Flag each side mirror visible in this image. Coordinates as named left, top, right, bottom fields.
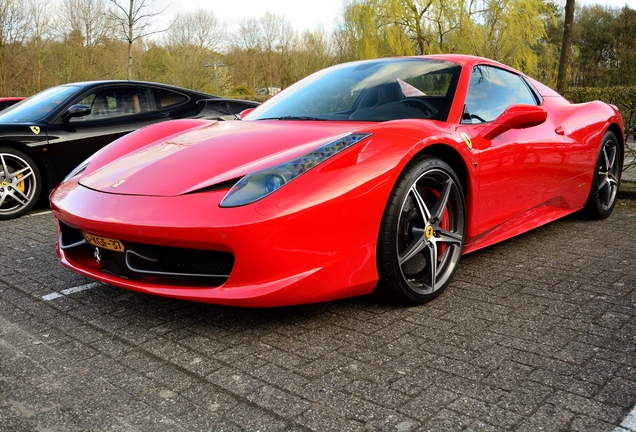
left=237, top=107, right=255, bottom=120
left=481, top=104, right=547, bottom=140
left=62, top=104, right=92, bottom=122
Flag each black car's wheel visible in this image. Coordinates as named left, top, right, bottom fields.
left=377, top=156, right=465, bottom=305
left=580, top=131, right=621, bottom=220
left=0, top=147, right=42, bottom=220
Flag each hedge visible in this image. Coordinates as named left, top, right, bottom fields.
left=561, top=86, right=636, bottom=131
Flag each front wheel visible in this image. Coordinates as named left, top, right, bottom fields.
left=580, top=131, right=622, bottom=220
left=377, top=156, right=465, bottom=305
left=0, top=147, right=42, bottom=220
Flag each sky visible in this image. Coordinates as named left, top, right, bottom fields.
left=151, top=0, right=346, bottom=32
left=151, top=0, right=636, bottom=33
left=580, top=0, right=636, bottom=7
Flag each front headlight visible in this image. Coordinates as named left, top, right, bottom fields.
left=220, top=133, right=372, bottom=207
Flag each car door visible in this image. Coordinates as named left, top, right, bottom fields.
left=459, top=65, right=568, bottom=235
left=44, top=85, right=174, bottom=180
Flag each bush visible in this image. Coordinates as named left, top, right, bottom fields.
left=561, top=86, right=636, bottom=132
left=228, top=85, right=253, bottom=96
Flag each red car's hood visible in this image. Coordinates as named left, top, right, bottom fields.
left=80, top=120, right=366, bottom=196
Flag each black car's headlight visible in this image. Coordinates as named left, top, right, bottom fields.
left=220, top=133, right=372, bottom=207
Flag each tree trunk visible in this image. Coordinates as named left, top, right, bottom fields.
left=557, top=0, right=575, bottom=92
left=127, top=40, right=132, bottom=80
left=127, top=0, right=133, bottom=79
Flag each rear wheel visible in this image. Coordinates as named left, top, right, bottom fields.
left=0, top=147, right=42, bottom=220
left=377, top=156, right=465, bottom=305
left=580, top=131, right=621, bottom=220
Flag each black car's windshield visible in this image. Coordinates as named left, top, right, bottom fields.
left=246, top=58, right=461, bottom=122
left=0, top=85, right=80, bottom=123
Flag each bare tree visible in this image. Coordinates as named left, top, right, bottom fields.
left=165, top=8, right=223, bottom=50
left=225, top=13, right=302, bottom=94
left=109, top=0, right=167, bottom=79
left=0, top=0, right=28, bottom=45
left=225, top=19, right=260, bottom=93
left=233, top=17, right=262, bottom=52
left=53, top=0, right=116, bottom=81
left=60, top=0, right=112, bottom=46
left=26, top=0, right=55, bottom=92
left=260, top=13, right=298, bottom=88
left=0, top=0, right=29, bottom=94
left=297, top=27, right=334, bottom=79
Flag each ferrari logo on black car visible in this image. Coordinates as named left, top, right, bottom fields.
left=30, top=126, right=40, bottom=134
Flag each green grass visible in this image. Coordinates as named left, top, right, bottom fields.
left=620, top=180, right=636, bottom=193
left=619, top=180, right=636, bottom=200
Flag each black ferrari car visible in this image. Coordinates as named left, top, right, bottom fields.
left=0, top=81, right=258, bottom=219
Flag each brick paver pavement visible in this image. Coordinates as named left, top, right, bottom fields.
left=1, top=201, right=635, bottom=431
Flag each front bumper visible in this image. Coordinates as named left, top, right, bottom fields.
left=51, top=180, right=382, bottom=307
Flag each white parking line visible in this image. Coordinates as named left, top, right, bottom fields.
left=42, top=282, right=102, bottom=301
left=25, top=209, right=53, bottom=218
left=616, top=404, right=636, bottom=432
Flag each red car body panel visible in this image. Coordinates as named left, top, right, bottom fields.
left=0, top=97, right=25, bottom=101
left=79, top=120, right=380, bottom=196
left=50, top=55, right=625, bottom=306
left=0, top=97, right=25, bottom=110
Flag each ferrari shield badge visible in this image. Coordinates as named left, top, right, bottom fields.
left=459, top=132, right=472, bottom=150
left=425, top=225, right=434, bottom=239
left=30, top=126, right=41, bottom=135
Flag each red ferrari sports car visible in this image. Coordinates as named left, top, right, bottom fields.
left=0, top=97, right=25, bottom=111
left=50, top=55, right=625, bottom=307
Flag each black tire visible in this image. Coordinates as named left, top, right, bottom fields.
left=580, top=131, right=621, bottom=220
left=0, top=147, right=42, bottom=220
left=377, top=156, right=465, bottom=305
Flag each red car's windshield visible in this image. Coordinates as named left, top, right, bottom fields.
left=0, top=85, right=80, bottom=123
left=246, top=58, right=461, bottom=122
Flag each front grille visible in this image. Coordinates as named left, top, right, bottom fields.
left=125, top=245, right=234, bottom=277
left=59, top=221, right=234, bottom=285
left=59, top=221, right=86, bottom=249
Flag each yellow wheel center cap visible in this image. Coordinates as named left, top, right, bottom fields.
left=1, top=181, right=8, bottom=188
left=425, top=225, right=434, bottom=239
left=606, top=171, right=609, bottom=178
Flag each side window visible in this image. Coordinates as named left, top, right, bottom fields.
left=155, top=89, right=188, bottom=108
left=72, top=87, right=153, bottom=122
left=462, top=65, right=538, bottom=124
